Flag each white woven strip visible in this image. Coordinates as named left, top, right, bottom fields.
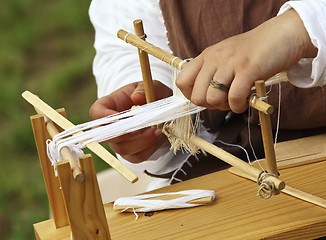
left=114, top=189, right=215, bottom=212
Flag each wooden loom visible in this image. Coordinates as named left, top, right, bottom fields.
left=27, top=20, right=326, bottom=239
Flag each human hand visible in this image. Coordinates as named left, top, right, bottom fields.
left=176, top=10, right=317, bottom=113
left=89, top=80, right=172, bottom=163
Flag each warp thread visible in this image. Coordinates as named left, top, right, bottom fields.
left=46, top=96, right=204, bottom=175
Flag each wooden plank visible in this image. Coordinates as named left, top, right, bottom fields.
left=57, top=155, right=111, bottom=240
left=252, top=133, right=326, bottom=170
left=228, top=167, right=326, bottom=209
left=34, top=160, right=326, bottom=239
left=31, top=114, right=69, bottom=228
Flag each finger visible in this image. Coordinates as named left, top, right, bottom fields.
left=124, top=142, right=164, bottom=163
left=109, top=128, right=165, bottom=160
left=131, top=82, right=147, bottom=105
left=153, top=81, right=173, bottom=100
left=190, top=61, right=217, bottom=107
left=206, top=69, right=234, bottom=110
left=104, top=130, right=142, bottom=143
left=103, top=129, right=145, bottom=144
left=89, top=97, right=119, bottom=120
left=228, top=73, right=253, bottom=113
left=176, top=56, right=203, bottom=100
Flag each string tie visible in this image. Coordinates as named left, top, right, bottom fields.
left=257, top=171, right=277, bottom=199
left=258, top=96, right=268, bottom=101
left=178, top=58, right=192, bottom=69
left=123, top=33, right=130, bottom=42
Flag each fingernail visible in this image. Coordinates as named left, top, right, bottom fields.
left=133, top=90, right=145, bottom=95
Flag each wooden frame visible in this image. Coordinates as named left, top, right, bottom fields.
left=31, top=110, right=111, bottom=240
left=29, top=21, right=326, bottom=239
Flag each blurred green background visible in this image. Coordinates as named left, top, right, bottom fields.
left=0, top=1, right=110, bottom=239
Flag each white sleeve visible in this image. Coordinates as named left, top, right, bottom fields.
left=89, top=0, right=179, bottom=175
left=89, top=0, right=172, bottom=98
left=278, top=0, right=326, bottom=88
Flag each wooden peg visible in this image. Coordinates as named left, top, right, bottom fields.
left=249, top=96, right=274, bottom=115
left=133, top=19, right=156, bottom=103
left=255, top=80, right=279, bottom=194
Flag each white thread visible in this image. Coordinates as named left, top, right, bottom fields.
left=114, top=190, right=215, bottom=213
left=248, top=94, right=259, bottom=161
left=274, top=83, right=281, bottom=148
left=214, top=139, right=252, bottom=164
left=170, top=56, right=179, bottom=67
left=46, top=96, right=204, bottom=175
left=247, top=94, right=265, bottom=170
left=162, top=67, right=201, bottom=154
left=138, top=34, right=146, bottom=39
left=120, top=207, right=139, bottom=220
left=178, top=58, right=192, bottom=70
left=123, top=33, right=130, bottom=42
left=169, top=154, right=193, bottom=184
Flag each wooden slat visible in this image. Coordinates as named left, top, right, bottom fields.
left=31, top=114, right=69, bottom=228
left=57, top=155, right=111, bottom=240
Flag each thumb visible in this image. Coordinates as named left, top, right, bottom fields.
left=131, top=82, right=147, bottom=105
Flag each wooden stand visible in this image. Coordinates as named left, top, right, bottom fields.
left=31, top=110, right=111, bottom=240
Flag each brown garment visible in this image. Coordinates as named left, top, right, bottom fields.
left=157, top=0, right=326, bottom=180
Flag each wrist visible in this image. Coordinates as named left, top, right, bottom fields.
left=285, top=9, right=317, bottom=59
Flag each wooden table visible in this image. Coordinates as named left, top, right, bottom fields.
left=34, top=159, right=326, bottom=240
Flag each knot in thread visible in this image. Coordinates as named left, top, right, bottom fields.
left=178, top=58, right=192, bottom=69
left=257, top=171, right=277, bottom=199
left=258, top=96, right=268, bottom=101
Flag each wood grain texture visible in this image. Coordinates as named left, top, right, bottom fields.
left=34, top=160, right=326, bottom=239
left=31, top=114, right=69, bottom=228
left=57, top=155, right=111, bottom=240
left=255, top=80, right=278, bottom=177
left=133, top=19, right=156, bottom=104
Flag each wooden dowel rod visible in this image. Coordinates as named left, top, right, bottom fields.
left=22, top=91, right=138, bottom=183
left=118, top=29, right=273, bottom=115
left=168, top=127, right=285, bottom=191
left=229, top=167, right=326, bottom=209
left=34, top=107, right=84, bottom=182
left=255, top=81, right=278, bottom=176
left=249, top=96, right=274, bottom=115
left=133, top=19, right=156, bottom=103
left=43, top=116, right=85, bottom=182
left=118, top=29, right=185, bottom=70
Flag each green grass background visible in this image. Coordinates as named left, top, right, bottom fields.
left=0, top=1, right=110, bottom=239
